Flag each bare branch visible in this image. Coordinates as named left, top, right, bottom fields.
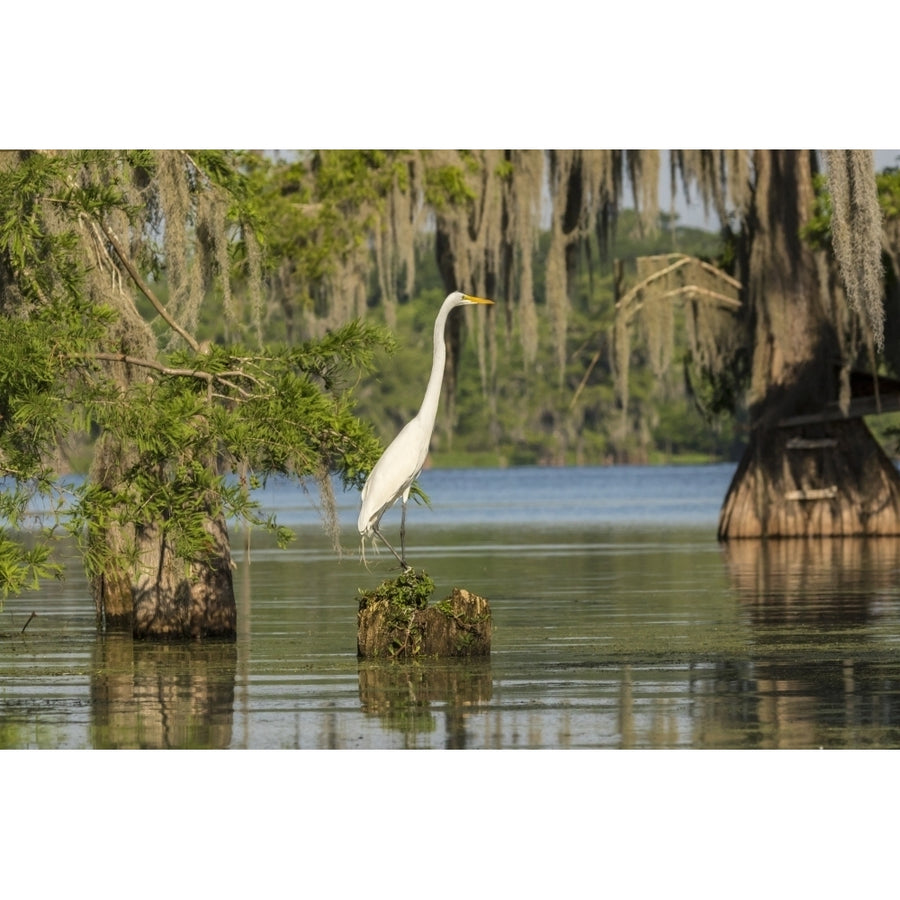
left=78, top=352, right=259, bottom=400
left=569, top=347, right=603, bottom=411
left=91, top=352, right=211, bottom=379
left=616, top=254, right=742, bottom=322
left=696, top=259, right=742, bottom=290
left=96, top=219, right=201, bottom=353
left=625, top=285, right=742, bottom=320
left=616, top=256, right=693, bottom=312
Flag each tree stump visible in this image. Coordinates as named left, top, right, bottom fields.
left=357, top=570, right=492, bottom=659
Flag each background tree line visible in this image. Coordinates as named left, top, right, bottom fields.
left=237, top=150, right=900, bottom=471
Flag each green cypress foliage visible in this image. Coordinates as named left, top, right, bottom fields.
left=0, top=150, right=391, bottom=601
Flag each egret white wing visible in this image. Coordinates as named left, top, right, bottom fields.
left=357, top=417, right=429, bottom=536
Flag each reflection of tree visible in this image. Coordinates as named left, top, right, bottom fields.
left=712, top=538, right=900, bottom=747
left=700, top=655, right=900, bottom=749
left=722, top=537, right=900, bottom=625
left=358, top=661, right=492, bottom=749
left=91, top=635, right=237, bottom=748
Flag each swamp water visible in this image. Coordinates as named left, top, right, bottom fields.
left=3, top=463, right=900, bottom=749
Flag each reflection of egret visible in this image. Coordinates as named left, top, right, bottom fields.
left=358, top=291, right=494, bottom=569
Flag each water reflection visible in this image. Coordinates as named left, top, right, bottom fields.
left=723, top=537, right=900, bottom=625
left=357, top=661, right=492, bottom=749
left=716, top=538, right=900, bottom=748
left=90, top=635, right=237, bottom=748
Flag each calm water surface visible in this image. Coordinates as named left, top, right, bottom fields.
left=4, top=463, right=900, bottom=749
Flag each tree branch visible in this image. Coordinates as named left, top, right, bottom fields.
left=96, top=220, right=201, bottom=353
left=625, top=285, right=742, bottom=320
left=91, top=352, right=209, bottom=378
left=85, top=352, right=257, bottom=399
left=616, top=255, right=742, bottom=322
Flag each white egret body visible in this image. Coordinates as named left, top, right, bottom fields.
left=358, top=290, right=493, bottom=568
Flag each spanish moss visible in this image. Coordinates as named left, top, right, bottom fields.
left=825, top=149, right=885, bottom=349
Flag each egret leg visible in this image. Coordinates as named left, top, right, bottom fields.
left=400, top=498, right=408, bottom=567
left=373, top=526, right=411, bottom=572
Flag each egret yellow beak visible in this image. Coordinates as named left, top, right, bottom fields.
left=464, top=294, right=494, bottom=305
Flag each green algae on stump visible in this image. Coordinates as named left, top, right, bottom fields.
left=357, top=570, right=491, bottom=659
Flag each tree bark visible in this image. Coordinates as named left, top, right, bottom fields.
left=130, top=513, right=237, bottom=641
left=93, top=512, right=237, bottom=641
left=743, top=150, right=840, bottom=423
left=719, top=419, right=900, bottom=538
left=719, top=151, right=900, bottom=538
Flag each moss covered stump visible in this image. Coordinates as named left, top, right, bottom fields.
left=357, top=570, right=491, bottom=659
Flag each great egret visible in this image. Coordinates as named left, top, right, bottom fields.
left=358, top=290, right=494, bottom=569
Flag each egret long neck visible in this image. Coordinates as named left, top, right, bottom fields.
left=417, top=298, right=453, bottom=429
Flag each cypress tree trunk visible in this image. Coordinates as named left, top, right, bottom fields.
left=130, top=512, right=236, bottom=640
left=86, top=294, right=238, bottom=640
left=718, top=150, right=900, bottom=538
left=718, top=419, right=900, bottom=538
left=92, top=509, right=237, bottom=640
left=90, top=435, right=237, bottom=641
